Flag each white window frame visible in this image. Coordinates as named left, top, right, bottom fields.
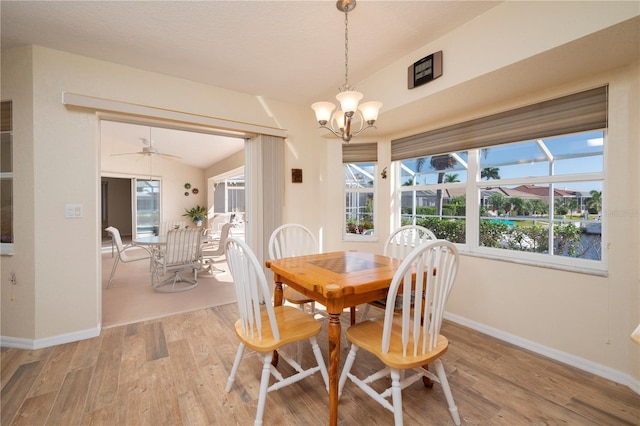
left=344, top=162, right=377, bottom=242
left=395, top=132, right=606, bottom=275
left=1, top=101, right=13, bottom=255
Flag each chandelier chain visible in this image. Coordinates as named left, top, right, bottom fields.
left=311, top=0, right=381, bottom=143
left=344, top=9, right=349, bottom=88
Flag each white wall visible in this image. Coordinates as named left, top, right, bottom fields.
left=0, top=45, right=298, bottom=344
left=1, top=0, right=638, bottom=391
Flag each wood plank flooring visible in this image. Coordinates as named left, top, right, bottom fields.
left=2, top=305, right=638, bottom=425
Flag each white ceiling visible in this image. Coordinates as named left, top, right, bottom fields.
left=3, top=2, right=638, bottom=168
left=0, top=0, right=501, bottom=168
left=100, top=120, right=245, bottom=169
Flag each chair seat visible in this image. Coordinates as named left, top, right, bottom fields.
left=283, top=287, right=314, bottom=304
left=234, top=305, right=323, bottom=352
left=346, top=316, right=449, bottom=370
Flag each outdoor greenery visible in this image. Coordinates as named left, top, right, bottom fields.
left=402, top=216, right=586, bottom=257
left=346, top=194, right=374, bottom=234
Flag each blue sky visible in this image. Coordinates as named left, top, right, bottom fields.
left=399, top=130, right=604, bottom=193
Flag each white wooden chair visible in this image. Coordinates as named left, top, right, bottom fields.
left=105, top=226, right=151, bottom=288
left=361, top=225, right=437, bottom=320
left=151, top=228, right=202, bottom=292
left=224, top=237, right=329, bottom=426
left=201, top=222, right=234, bottom=274
left=268, top=223, right=320, bottom=315
left=338, top=240, right=461, bottom=426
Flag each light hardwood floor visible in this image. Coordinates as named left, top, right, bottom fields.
left=1, top=306, right=638, bottom=425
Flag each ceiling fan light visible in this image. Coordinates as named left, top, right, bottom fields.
left=311, top=102, right=336, bottom=124
left=358, top=101, right=383, bottom=123
left=336, top=90, right=363, bottom=114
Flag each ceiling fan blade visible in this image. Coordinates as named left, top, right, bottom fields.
left=110, top=152, right=145, bottom=156
left=157, top=152, right=182, bottom=160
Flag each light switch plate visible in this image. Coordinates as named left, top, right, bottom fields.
left=65, top=204, right=83, bottom=218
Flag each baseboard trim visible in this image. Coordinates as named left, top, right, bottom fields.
left=1, top=325, right=101, bottom=350
left=444, top=312, right=640, bottom=394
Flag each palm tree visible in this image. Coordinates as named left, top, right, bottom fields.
left=586, top=190, right=602, bottom=214
left=488, top=193, right=506, bottom=214
left=430, top=155, right=458, bottom=216
left=511, top=197, right=525, bottom=216
left=444, top=173, right=460, bottom=182
left=481, top=166, right=501, bottom=180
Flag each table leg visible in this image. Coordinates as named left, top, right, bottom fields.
left=328, top=312, right=341, bottom=426
left=272, top=281, right=284, bottom=367
left=274, top=281, right=283, bottom=306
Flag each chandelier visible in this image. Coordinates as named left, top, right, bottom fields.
left=311, top=0, right=382, bottom=143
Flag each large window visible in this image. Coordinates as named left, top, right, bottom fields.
left=214, top=174, right=245, bottom=214
left=343, top=143, right=378, bottom=240
left=393, top=87, right=607, bottom=272
left=1, top=101, right=12, bottom=255
left=135, top=179, right=160, bottom=237
left=478, top=133, right=603, bottom=261
left=399, top=152, right=468, bottom=243
left=345, top=163, right=376, bottom=239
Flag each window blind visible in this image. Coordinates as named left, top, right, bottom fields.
left=342, top=142, right=378, bottom=163
left=391, top=86, right=607, bottom=161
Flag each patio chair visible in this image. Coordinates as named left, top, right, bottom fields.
left=105, top=226, right=151, bottom=289
left=224, top=237, right=329, bottom=426
left=361, top=225, right=437, bottom=320
left=201, top=222, right=234, bottom=274
left=151, top=228, right=202, bottom=292
left=159, top=220, right=187, bottom=235
left=338, top=240, right=461, bottom=426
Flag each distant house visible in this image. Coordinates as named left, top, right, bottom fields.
left=514, top=185, right=589, bottom=211
left=402, top=184, right=590, bottom=215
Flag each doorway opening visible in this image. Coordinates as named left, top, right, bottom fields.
left=100, top=118, right=247, bottom=327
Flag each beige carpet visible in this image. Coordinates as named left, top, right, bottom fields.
left=101, top=248, right=237, bottom=328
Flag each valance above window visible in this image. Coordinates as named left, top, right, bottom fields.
left=342, top=142, right=378, bottom=163
left=391, top=86, right=608, bottom=161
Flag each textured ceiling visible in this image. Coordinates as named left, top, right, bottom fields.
left=1, top=1, right=501, bottom=168
left=3, top=2, right=637, bottom=169
left=1, top=1, right=500, bottom=106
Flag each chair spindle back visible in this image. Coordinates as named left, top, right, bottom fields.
left=225, top=237, right=280, bottom=341
left=384, top=225, right=437, bottom=259
left=382, top=240, right=459, bottom=356
left=268, top=223, right=318, bottom=260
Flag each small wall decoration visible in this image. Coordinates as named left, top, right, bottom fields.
left=184, top=183, right=191, bottom=189
left=291, top=168, right=303, bottom=183
left=192, top=188, right=199, bottom=194
left=408, top=50, right=443, bottom=89
left=381, top=167, right=388, bottom=179
left=184, top=192, right=190, bottom=196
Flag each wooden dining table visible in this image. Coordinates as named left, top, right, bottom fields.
left=266, top=250, right=403, bottom=426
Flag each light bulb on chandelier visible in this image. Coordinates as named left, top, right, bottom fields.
left=311, top=0, right=382, bottom=143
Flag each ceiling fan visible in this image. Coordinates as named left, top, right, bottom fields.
left=112, top=136, right=182, bottom=161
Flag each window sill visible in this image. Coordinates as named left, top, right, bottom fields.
left=458, top=246, right=607, bottom=277
left=342, top=234, right=377, bottom=243
left=1, top=244, right=14, bottom=255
